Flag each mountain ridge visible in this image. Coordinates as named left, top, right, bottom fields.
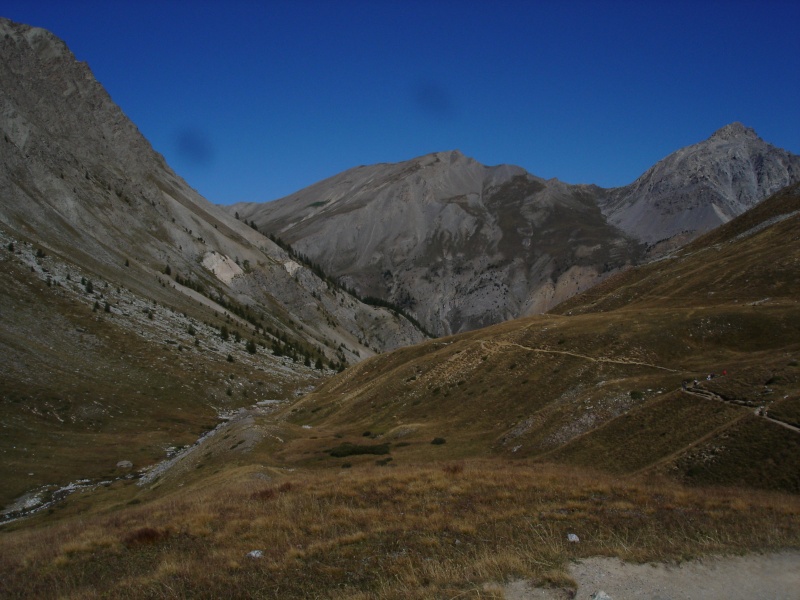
left=231, top=125, right=800, bottom=335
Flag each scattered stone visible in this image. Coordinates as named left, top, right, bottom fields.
left=247, top=550, right=263, bottom=559
left=567, top=533, right=580, bottom=543
left=590, top=592, right=612, bottom=600
left=116, top=460, right=133, bottom=469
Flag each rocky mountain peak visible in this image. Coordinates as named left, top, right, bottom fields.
left=710, top=121, right=759, bottom=142
left=600, top=122, right=800, bottom=244
left=1, top=18, right=68, bottom=62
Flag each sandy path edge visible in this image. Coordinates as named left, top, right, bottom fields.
left=503, top=551, right=800, bottom=599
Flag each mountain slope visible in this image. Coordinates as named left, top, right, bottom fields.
left=232, top=151, right=642, bottom=336
left=0, top=18, right=427, bottom=360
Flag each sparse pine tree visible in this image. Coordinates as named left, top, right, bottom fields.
left=104, top=302, right=111, bottom=313
left=8, top=242, right=14, bottom=252
left=85, top=279, right=93, bottom=294
left=93, top=300, right=100, bottom=312
left=234, top=330, right=241, bottom=343
left=164, top=264, right=171, bottom=276
left=246, top=339, right=257, bottom=354
left=315, top=357, right=324, bottom=370
left=220, top=325, right=229, bottom=341
left=227, top=354, right=234, bottom=363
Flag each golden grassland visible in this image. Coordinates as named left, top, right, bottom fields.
left=2, top=460, right=798, bottom=599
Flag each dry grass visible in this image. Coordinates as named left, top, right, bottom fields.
left=2, top=460, right=798, bottom=599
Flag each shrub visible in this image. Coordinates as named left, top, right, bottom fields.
left=629, top=390, right=644, bottom=400
left=442, top=463, right=464, bottom=475
left=431, top=437, right=446, bottom=445
left=329, top=443, right=390, bottom=458
left=122, top=527, right=170, bottom=548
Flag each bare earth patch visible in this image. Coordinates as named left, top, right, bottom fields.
left=505, top=551, right=800, bottom=599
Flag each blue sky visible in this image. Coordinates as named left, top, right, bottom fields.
left=4, top=1, right=799, bottom=204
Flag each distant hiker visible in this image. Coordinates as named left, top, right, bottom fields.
left=722, top=369, right=727, bottom=376
left=682, top=380, right=688, bottom=391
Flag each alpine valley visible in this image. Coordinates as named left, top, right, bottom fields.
left=1, top=17, right=799, bottom=600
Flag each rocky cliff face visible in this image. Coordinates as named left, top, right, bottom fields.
left=600, top=123, right=800, bottom=244
left=0, top=18, right=426, bottom=363
left=232, top=151, right=641, bottom=336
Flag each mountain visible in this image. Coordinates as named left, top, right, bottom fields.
left=0, top=17, right=426, bottom=509
left=231, top=151, right=643, bottom=336
left=600, top=122, right=800, bottom=246
left=231, top=126, right=800, bottom=336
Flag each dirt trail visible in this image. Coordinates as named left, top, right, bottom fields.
left=627, top=412, right=749, bottom=477
left=504, top=551, right=800, bottom=599
left=482, top=340, right=679, bottom=373
left=685, top=387, right=800, bottom=434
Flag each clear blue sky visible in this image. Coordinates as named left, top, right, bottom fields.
left=4, top=1, right=799, bottom=204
